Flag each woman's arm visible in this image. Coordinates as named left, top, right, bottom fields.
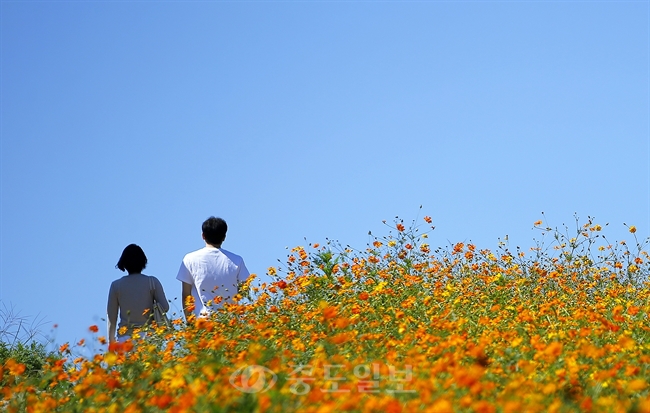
left=107, top=318, right=117, bottom=344
left=107, top=282, right=118, bottom=343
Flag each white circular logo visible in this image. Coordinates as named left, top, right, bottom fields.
left=229, top=365, right=278, bottom=393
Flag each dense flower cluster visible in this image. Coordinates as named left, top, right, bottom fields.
left=2, top=217, right=650, bottom=412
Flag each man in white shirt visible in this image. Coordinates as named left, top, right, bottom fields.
left=176, top=217, right=250, bottom=321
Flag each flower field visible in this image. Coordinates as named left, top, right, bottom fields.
left=3, top=217, right=650, bottom=413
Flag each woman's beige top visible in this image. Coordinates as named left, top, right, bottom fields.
left=107, top=273, right=169, bottom=335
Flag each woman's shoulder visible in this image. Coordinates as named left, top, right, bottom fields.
left=109, top=276, right=129, bottom=290
left=113, top=274, right=148, bottom=284
left=111, top=275, right=129, bottom=284
left=143, top=274, right=164, bottom=285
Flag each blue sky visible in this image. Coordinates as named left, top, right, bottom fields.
left=1, top=1, right=648, bottom=351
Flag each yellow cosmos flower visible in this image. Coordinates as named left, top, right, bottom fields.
left=374, top=281, right=388, bottom=292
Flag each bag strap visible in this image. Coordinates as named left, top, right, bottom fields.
left=149, top=276, right=156, bottom=302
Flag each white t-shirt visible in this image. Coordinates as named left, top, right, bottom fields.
left=176, top=246, right=250, bottom=317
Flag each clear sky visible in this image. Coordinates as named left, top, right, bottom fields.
left=1, top=1, right=648, bottom=352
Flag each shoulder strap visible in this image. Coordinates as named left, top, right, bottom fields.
left=149, top=276, right=155, bottom=296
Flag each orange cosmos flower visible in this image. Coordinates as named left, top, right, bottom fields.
left=152, top=394, right=173, bottom=409
left=424, top=216, right=432, bottom=224
left=184, top=295, right=196, bottom=314
left=322, top=305, right=338, bottom=320
left=471, top=400, right=495, bottom=413
left=334, top=317, right=351, bottom=329
left=579, top=397, right=593, bottom=411
left=628, top=379, right=647, bottom=391
left=195, top=318, right=215, bottom=331
left=428, top=398, right=453, bottom=413
left=89, top=325, right=99, bottom=333
left=543, top=341, right=563, bottom=359
left=385, top=399, right=402, bottom=413
left=453, top=364, right=484, bottom=388
left=359, top=292, right=369, bottom=300
left=625, top=365, right=640, bottom=376
left=330, top=332, right=350, bottom=344
left=503, top=401, right=522, bottom=413
left=618, top=335, right=635, bottom=351
left=106, top=377, right=121, bottom=390
left=628, top=306, right=640, bottom=316
left=108, top=340, right=133, bottom=354
left=396, top=224, right=405, bottom=232
left=6, top=359, right=26, bottom=376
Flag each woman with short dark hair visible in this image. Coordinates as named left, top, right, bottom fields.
left=107, top=244, right=169, bottom=343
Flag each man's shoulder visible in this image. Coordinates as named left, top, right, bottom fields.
left=219, top=248, right=245, bottom=264
left=183, top=247, right=245, bottom=265
left=183, top=247, right=210, bottom=260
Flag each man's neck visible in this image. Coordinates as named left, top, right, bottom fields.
left=205, top=243, right=222, bottom=249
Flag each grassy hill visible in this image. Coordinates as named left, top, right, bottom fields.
left=3, top=217, right=650, bottom=413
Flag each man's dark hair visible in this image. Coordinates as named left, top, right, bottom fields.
left=116, top=244, right=148, bottom=273
left=202, top=217, right=228, bottom=246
